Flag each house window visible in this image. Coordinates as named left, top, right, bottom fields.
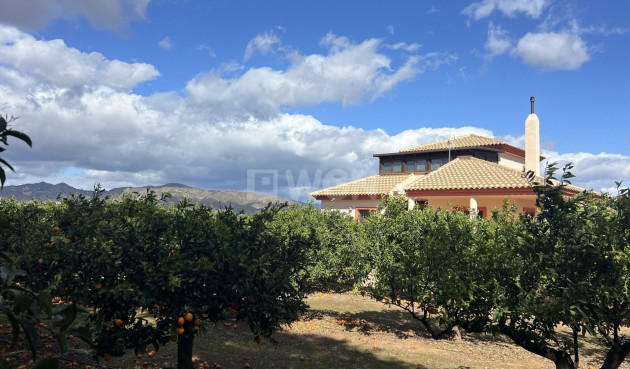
left=431, top=158, right=443, bottom=170
left=407, top=160, right=427, bottom=172
left=392, top=161, right=402, bottom=172
left=383, top=162, right=392, bottom=173
left=406, top=160, right=415, bottom=171
left=382, top=161, right=402, bottom=173
left=356, top=208, right=375, bottom=222
left=415, top=200, right=428, bottom=210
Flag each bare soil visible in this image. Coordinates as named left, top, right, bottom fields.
left=3, top=292, right=627, bottom=369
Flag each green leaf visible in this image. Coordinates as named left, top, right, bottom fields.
left=4, top=129, right=33, bottom=147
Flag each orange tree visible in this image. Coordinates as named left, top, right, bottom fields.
left=267, top=203, right=370, bottom=291
left=365, top=195, right=506, bottom=339
left=494, top=165, right=630, bottom=369
left=34, top=192, right=312, bottom=368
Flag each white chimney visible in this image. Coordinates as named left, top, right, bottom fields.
left=525, top=96, right=540, bottom=176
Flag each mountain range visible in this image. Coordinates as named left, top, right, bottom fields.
left=0, top=182, right=298, bottom=214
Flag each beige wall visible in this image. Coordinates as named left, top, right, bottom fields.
left=321, top=198, right=381, bottom=218
left=498, top=152, right=525, bottom=172
left=409, top=195, right=537, bottom=218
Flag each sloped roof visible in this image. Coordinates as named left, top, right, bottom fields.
left=405, top=156, right=533, bottom=191
left=311, top=174, right=413, bottom=197
left=399, top=134, right=506, bottom=153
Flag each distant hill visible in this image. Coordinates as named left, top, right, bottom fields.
left=0, top=182, right=298, bottom=214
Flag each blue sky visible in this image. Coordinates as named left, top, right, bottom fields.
left=0, top=0, right=629, bottom=201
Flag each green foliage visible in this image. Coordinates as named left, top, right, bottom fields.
left=0, top=115, right=32, bottom=189
left=366, top=195, right=506, bottom=338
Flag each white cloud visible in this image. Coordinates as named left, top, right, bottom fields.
left=484, top=22, right=512, bottom=59
left=427, top=5, right=440, bottom=14
left=197, top=44, right=216, bottom=57
left=0, top=25, right=159, bottom=91
left=514, top=32, right=589, bottom=71
left=462, top=0, right=548, bottom=20
left=3, top=26, right=621, bottom=203
left=385, top=42, right=422, bottom=52
left=541, top=151, right=630, bottom=193
left=186, top=33, right=453, bottom=117
left=244, top=31, right=281, bottom=61
left=158, top=36, right=173, bottom=50
left=0, top=0, right=150, bottom=31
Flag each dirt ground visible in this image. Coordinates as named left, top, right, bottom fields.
left=3, top=292, right=627, bottom=369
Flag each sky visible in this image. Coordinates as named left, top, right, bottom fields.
left=0, top=0, right=629, bottom=202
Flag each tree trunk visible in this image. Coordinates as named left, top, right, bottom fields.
left=601, top=342, right=630, bottom=369
left=499, top=326, right=575, bottom=369
left=177, top=330, right=194, bottom=369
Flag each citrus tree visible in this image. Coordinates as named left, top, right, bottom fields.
left=494, top=164, right=630, bottom=369
left=366, top=195, right=502, bottom=339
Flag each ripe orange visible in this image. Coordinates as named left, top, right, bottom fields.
left=194, top=318, right=201, bottom=326
left=53, top=227, right=60, bottom=232
left=94, top=283, right=102, bottom=290
left=37, top=258, right=44, bottom=264
left=47, top=243, right=53, bottom=249
left=299, top=356, right=305, bottom=361
left=176, top=327, right=185, bottom=335
left=427, top=306, right=436, bottom=314
left=245, top=364, right=251, bottom=369
left=43, top=229, right=48, bottom=234
left=104, top=220, right=109, bottom=225
left=147, top=351, right=154, bottom=358
left=115, top=319, right=124, bottom=327
left=177, top=317, right=185, bottom=326
left=184, top=312, right=194, bottom=322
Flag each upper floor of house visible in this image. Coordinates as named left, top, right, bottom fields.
left=373, top=134, right=543, bottom=175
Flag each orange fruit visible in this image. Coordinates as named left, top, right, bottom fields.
left=94, top=283, right=102, bottom=290
left=176, top=327, right=185, bottom=335
left=299, top=356, right=305, bottom=361
left=37, top=258, right=44, bottom=264
left=115, top=319, right=124, bottom=327
left=245, top=364, right=251, bottom=369
left=104, top=353, right=112, bottom=362
left=194, top=318, right=201, bottom=326
left=53, top=227, right=60, bottom=232
left=427, top=306, right=436, bottom=314
left=170, top=335, right=178, bottom=342
left=47, top=243, right=53, bottom=249
left=147, top=351, right=154, bottom=358
left=185, top=312, right=194, bottom=322
left=177, top=317, right=185, bottom=326
left=43, top=229, right=48, bottom=234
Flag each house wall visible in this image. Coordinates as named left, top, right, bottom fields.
left=498, top=152, right=525, bottom=171
left=409, top=195, right=537, bottom=218
left=320, top=199, right=381, bottom=218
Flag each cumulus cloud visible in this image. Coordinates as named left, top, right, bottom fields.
left=186, top=33, right=454, bottom=118
left=0, top=0, right=150, bottom=31
left=514, top=32, right=590, bottom=71
left=2, top=26, right=621, bottom=203
left=158, top=36, right=173, bottom=50
left=0, top=25, right=159, bottom=91
left=462, top=0, right=548, bottom=20
left=244, top=31, right=281, bottom=61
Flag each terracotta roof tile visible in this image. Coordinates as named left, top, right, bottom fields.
left=311, top=174, right=413, bottom=197
left=404, top=156, right=535, bottom=191
left=399, top=134, right=506, bottom=153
